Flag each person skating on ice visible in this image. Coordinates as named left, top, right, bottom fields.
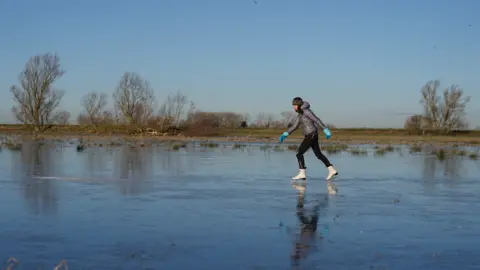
left=279, top=97, right=338, bottom=180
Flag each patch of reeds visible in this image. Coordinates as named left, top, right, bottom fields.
left=432, top=148, right=447, bottom=161
left=107, top=141, right=123, bottom=147
left=200, top=142, right=219, bottom=148
left=232, top=143, right=247, bottom=149
left=374, top=148, right=386, bottom=156
left=259, top=145, right=272, bottom=150
left=172, top=142, right=187, bottom=150
left=384, top=145, right=395, bottom=152
left=409, top=144, right=422, bottom=153
left=451, top=148, right=467, bottom=156
left=373, top=145, right=395, bottom=156
left=273, top=145, right=284, bottom=151
left=76, top=144, right=85, bottom=152
left=287, top=145, right=298, bottom=151
left=430, top=147, right=478, bottom=161
left=3, top=142, right=22, bottom=151
left=348, top=147, right=368, bottom=156
left=322, top=144, right=348, bottom=154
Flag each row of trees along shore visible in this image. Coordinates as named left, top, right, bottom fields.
left=8, top=53, right=474, bottom=136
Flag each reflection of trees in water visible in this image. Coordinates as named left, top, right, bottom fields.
left=154, top=147, right=200, bottom=176
left=12, top=141, right=62, bottom=215
left=291, top=183, right=328, bottom=269
left=422, top=155, right=437, bottom=189
left=443, top=155, right=461, bottom=178
left=113, top=146, right=154, bottom=195
left=155, top=149, right=183, bottom=176
left=421, top=154, right=463, bottom=190
left=263, top=147, right=271, bottom=162
left=84, top=148, right=109, bottom=178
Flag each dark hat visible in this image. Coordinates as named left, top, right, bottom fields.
left=292, top=97, right=303, bottom=106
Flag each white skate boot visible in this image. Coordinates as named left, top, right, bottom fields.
left=326, top=166, right=338, bottom=181
left=292, top=169, right=306, bottom=180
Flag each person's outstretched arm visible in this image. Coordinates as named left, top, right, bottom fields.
left=303, top=109, right=327, bottom=130
left=287, top=116, right=300, bottom=134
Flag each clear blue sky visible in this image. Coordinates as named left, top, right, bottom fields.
left=0, top=0, right=479, bottom=128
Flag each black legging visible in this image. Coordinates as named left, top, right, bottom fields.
left=296, top=132, right=332, bottom=169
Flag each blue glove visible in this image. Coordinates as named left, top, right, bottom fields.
left=323, top=128, right=331, bottom=139
left=279, top=131, right=289, bottom=143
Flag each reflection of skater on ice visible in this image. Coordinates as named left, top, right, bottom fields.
left=327, top=181, right=338, bottom=195
left=290, top=181, right=332, bottom=268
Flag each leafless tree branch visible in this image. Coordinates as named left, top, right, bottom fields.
left=55, top=110, right=70, bottom=124
left=112, top=72, right=155, bottom=125
left=256, top=112, right=275, bottom=128
left=420, top=80, right=470, bottom=133
left=80, top=91, right=108, bottom=126
left=10, top=53, right=65, bottom=131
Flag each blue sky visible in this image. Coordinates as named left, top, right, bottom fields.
left=0, top=0, right=478, bottom=128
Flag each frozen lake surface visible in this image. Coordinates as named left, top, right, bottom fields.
left=0, top=141, right=479, bottom=269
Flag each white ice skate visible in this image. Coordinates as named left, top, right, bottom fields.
left=326, top=166, right=338, bottom=181
left=292, top=169, right=306, bottom=180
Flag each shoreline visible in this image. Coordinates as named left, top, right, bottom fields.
left=1, top=132, right=479, bottom=146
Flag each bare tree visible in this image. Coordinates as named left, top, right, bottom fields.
left=170, top=91, right=187, bottom=127
left=78, top=109, right=115, bottom=125
left=404, top=114, right=424, bottom=134
left=217, top=112, right=244, bottom=128
left=240, top=113, right=250, bottom=127
left=187, top=111, right=243, bottom=128
left=156, top=91, right=188, bottom=131
left=183, top=111, right=223, bottom=136
left=134, top=100, right=156, bottom=125
left=185, top=101, right=197, bottom=125
left=112, top=106, right=122, bottom=124
left=10, top=53, right=65, bottom=131
left=55, top=110, right=70, bottom=125
left=280, top=111, right=296, bottom=127
left=188, top=111, right=220, bottom=127
left=100, top=110, right=115, bottom=125
left=77, top=114, right=89, bottom=125
left=420, top=80, right=470, bottom=133
left=80, top=92, right=108, bottom=126
left=112, top=72, right=155, bottom=124
left=256, top=112, right=275, bottom=128
left=242, top=113, right=250, bottom=123
left=157, top=102, right=174, bottom=132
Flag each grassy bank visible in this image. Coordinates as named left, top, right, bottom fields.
left=221, top=128, right=480, bottom=145
left=0, top=124, right=479, bottom=145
